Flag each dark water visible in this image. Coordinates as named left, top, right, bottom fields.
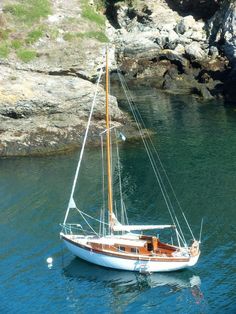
left=1, top=90, right=236, bottom=313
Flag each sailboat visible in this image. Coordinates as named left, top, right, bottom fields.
left=60, top=48, right=201, bottom=272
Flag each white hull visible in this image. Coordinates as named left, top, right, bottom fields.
left=62, top=235, right=200, bottom=273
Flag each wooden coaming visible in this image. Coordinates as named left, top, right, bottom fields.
left=88, top=236, right=178, bottom=256
left=62, top=235, right=190, bottom=262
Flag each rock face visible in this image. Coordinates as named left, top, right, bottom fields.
left=208, top=0, right=236, bottom=102
left=0, top=65, right=126, bottom=156
left=106, top=0, right=235, bottom=102
left=0, top=0, right=235, bottom=156
left=0, top=0, right=107, bottom=81
left=165, top=0, right=224, bottom=20
left=0, top=0, right=128, bottom=156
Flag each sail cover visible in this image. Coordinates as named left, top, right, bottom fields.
left=112, top=224, right=175, bottom=232
left=111, top=213, right=175, bottom=232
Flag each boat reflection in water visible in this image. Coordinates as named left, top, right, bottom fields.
left=62, top=257, right=205, bottom=312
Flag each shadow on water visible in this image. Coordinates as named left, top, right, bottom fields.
left=62, top=257, right=206, bottom=313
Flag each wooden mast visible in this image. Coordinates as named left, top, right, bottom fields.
left=105, top=47, right=113, bottom=228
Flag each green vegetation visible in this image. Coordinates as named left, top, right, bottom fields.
left=62, top=0, right=108, bottom=43
left=63, top=31, right=108, bottom=43
left=0, top=0, right=108, bottom=62
left=0, top=43, right=9, bottom=58
left=1, top=0, right=50, bottom=61
left=48, top=28, right=59, bottom=40
left=0, top=29, right=10, bottom=40
left=65, top=17, right=79, bottom=24
left=17, top=49, right=37, bottom=62
left=3, top=0, right=51, bottom=25
left=9, top=76, right=17, bottom=80
left=26, top=29, right=44, bottom=44
left=81, top=0, right=106, bottom=26
left=63, top=32, right=75, bottom=42
left=83, top=31, right=108, bottom=42
left=11, top=39, right=24, bottom=50
left=94, top=0, right=106, bottom=10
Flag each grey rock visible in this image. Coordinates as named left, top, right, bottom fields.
left=0, top=66, right=127, bottom=156
left=222, top=3, right=236, bottom=63
left=165, top=30, right=179, bottom=49
left=209, top=46, right=219, bottom=58
left=175, top=16, right=196, bottom=34
left=208, top=1, right=236, bottom=62
left=207, top=0, right=236, bottom=102
left=185, top=42, right=208, bottom=61
left=198, top=85, right=214, bottom=99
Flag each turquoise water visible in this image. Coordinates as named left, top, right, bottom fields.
left=1, top=90, right=236, bottom=313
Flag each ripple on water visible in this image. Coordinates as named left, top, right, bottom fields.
left=1, top=94, right=236, bottom=313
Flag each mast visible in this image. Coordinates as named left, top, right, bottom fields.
left=105, top=47, right=113, bottom=228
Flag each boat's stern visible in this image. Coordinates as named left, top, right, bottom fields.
left=188, top=240, right=201, bottom=266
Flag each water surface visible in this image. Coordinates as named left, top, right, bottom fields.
left=0, top=90, right=236, bottom=313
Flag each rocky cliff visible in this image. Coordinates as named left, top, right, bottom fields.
left=107, top=0, right=235, bottom=102
left=0, top=0, right=235, bottom=156
left=0, top=0, right=128, bottom=156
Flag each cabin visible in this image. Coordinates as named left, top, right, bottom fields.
left=87, top=235, right=177, bottom=257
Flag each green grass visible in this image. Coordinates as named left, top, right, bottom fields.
left=63, top=31, right=109, bottom=43
left=0, top=29, right=10, bottom=40
left=3, top=0, right=51, bottom=25
left=94, top=0, right=106, bottom=10
left=11, top=39, right=24, bottom=50
left=63, top=32, right=75, bottom=41
left=83, top=31, right=109, bottom=42
left=65, top=17, right=79, bottom=24
left=26, top=29, right=44, bottom=44
left=17, top=49, right=37, bottom=62
left=0, top=43, right=9, bottom=58
left=81, top=0, right=105, bottom=26
left=48, top=28, right=59, bottom=40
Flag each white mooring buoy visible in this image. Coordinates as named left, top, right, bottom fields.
left=46, top=257, right=53, bottom=264
left=46, top=257, right=53, bottom=268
